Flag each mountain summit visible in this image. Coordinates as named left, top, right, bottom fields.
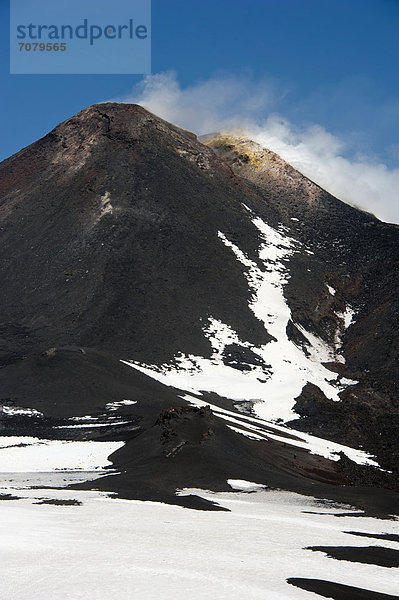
left=0, top=103, right=398, bottom=512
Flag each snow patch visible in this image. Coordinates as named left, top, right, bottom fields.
left=336, top=305, right=356, bottom=330
left=0, top=437, right=123, bottom=472
left=227, top=425, right=265, bottom=441
left=99, top=191, right=113, bottom=217
left=227, top=479, right=266, bottom=491
left=0, top=405, right=43, bottom=417
left=54, top=422, right=130, bottom=429
left=326, top=284, right=336, bottom=296
left=105, top=400, right=137, bottom=411
left=124, top=216, right=357, bottom=423
left=333, top=305, right=357, bottom=351
left=182, top=395, right=380, bottom=468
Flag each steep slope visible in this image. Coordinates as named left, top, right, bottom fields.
left=0, top=104, right=277, bottom=367
left=203, top=135, right=399, bottom=473
left=0, top=104, right=398, bottom=511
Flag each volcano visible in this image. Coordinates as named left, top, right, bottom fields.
left=0, top=103, right=398, bottom=513
left=2, top=103, right=399, bottom=600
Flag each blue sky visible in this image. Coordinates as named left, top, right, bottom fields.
left=1, top=0, right=398, bottom=200
left=1, top=0, right=398, bottom=163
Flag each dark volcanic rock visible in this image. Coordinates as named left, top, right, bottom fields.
left=77, top=404, right=399, bottom=516
left=0, top=104, right=270, bottom=366
left=0, top=346, right=179, bottom=418
left=305, top=545, right=399, bottom=568
left=288, top=383, right=399, bottom=476
left=34, top=498, right=82, bottom=506
left=345, top=531, right=399, bottom=543
left=287, top=578, right=399, bottom=600
left=1, top=104, right=399, bottom=507
left=222, top=343, right=269, bottom=371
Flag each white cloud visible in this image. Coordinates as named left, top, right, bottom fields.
left=113, top=72, right=399, bottom=224
left=114, top=71, right=278, bottom=134
left=249, top=117, right=399, bottom=224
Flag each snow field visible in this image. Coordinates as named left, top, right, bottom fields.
left=0, top=486, right=397, bottom=600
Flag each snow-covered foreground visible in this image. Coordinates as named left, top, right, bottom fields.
left=125, top=213, right=357, bottom=423
left=0, top=484, right=397, bottom=600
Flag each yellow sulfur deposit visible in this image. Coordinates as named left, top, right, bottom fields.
left=205, top=134, right=277, bottom=170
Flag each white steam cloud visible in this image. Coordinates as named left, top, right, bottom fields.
left=113, top=72, right=399, bottom=224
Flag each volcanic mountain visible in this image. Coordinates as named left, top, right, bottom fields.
left=0, top=103, right=398, bottom=514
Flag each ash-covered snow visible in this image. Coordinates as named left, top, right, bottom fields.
left=99, top=191, right=113, bottom=216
